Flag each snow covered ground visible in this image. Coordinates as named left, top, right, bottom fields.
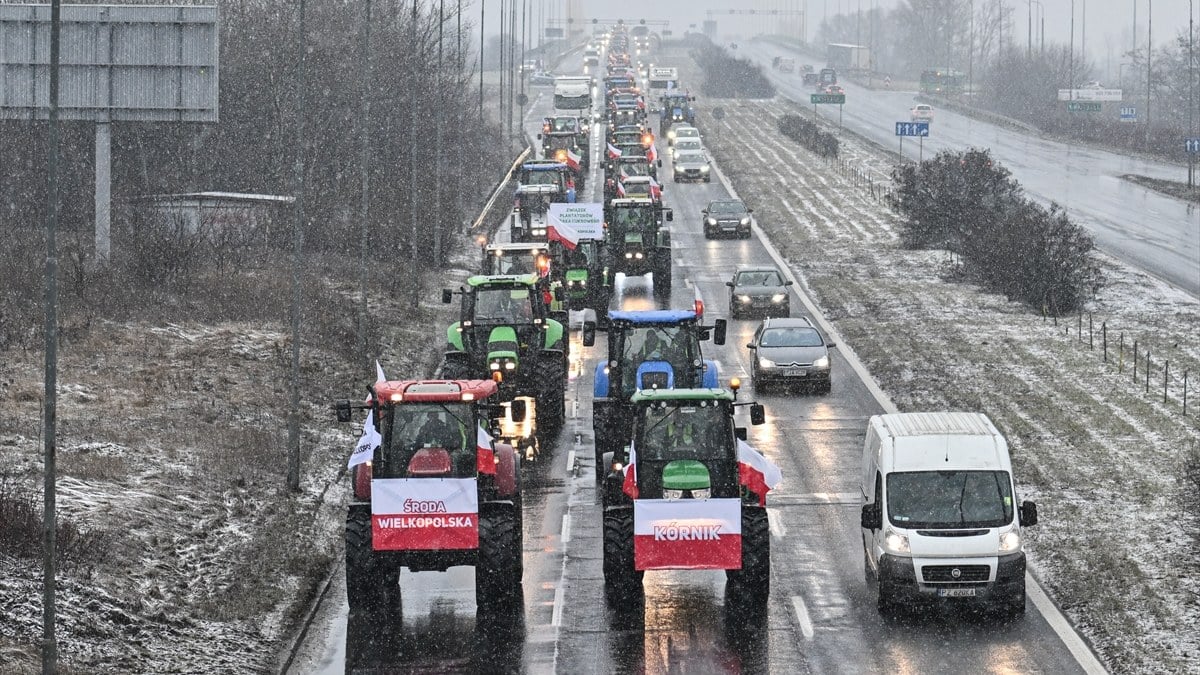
left=698, top=92, right=1200, bottom=673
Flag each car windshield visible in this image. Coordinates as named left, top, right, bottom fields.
left=887, top=471, right=1015, bottom=529
left=736, top=270, right=782, bottom=286
left=707, top=201, right=746, bottom=214
left=676, top=140, right=700, bottom=151
left=760, top=327, right=821, bottom=348
left=385, top=403, right=476, bottom=477
left=676, top=152, right=704, bottom=163
left=638, top=401, right=730, bottom=460
left=675, top=128, right=699, bottom=138
left=473, top=287, right=534, bottom=323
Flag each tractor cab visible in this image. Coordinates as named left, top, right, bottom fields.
left=482, top=243, right=552, bottom=278
left=552, top=238, right=612, bottom=318
left=658, top=91, right=696, bottom=133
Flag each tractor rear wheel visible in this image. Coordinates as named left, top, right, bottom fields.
left=477, top=506, right=523, bottom=609
left=346, top=509, right=394, bottom=614
left=603, top=510, right=642, bottom=602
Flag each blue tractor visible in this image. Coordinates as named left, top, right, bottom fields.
left=658, top=91, right=696, bottom=135
left=582, top=309, right=727, bottom=482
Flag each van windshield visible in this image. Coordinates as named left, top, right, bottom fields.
left=886, top=470, right=1013, bottom=529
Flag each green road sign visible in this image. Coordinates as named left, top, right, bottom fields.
left=1065, top=101, right=1102, bottom=113
left=810, top=93, right=846, bottom=105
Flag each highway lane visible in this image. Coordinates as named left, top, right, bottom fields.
left=741, top=40, right=1200, bottom=298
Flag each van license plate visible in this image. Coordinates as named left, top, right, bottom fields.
left=937, top=588, right=976, bottom=598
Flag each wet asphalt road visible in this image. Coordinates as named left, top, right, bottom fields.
left=742, top=40, right=1200, bottom=298
left=289, top=56, right=1096, bottom=675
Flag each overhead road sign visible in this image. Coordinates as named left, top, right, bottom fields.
left=1065, top=101, right=1102, bottom=113
left=1120, top=106, right=1138, bottom=122
left=1186, top=138, right=1200, bottom=154
left=811, top=93, right=845, bottom=105
left=1057, top=88, right=1123, bottom=102
left=895, top=122, right=930, bottom=137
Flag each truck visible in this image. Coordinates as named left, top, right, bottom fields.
left=440, top=274, right=568, bottom=450
left=554, top=75, right=593, bottom=111
left=338, top=378, right=523, bottom=614
left=599, top=386, right=771, bottom=610
left=647, top=66, right=678, bottom=91
left=582, top=309, right=726, bottom=480
left=859, top=412, right=1039, bottom=618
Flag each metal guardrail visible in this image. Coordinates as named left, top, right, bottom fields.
left=469, top=146, right=531, bottom=232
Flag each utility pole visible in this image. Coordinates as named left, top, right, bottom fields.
left=1146, top=0, right=1152, bottom=149
left=509, top=0, right=517, bottom=147
left=1189, top=0, right=1194, bottom=188
left=42, top=1, right=62, bottom=671
left=434, top=0, right=444, bottom=266
left=357, top=0, right=373, bottom=372
left=1081, top=0, right=1086, bottom=70
left=1069, top=0, right=1075, bottom=90
left=457, top=0, right=464, bottom=221
left=479, top=0, right=484, bottom=127
left=287, top=0, right=308, bottom=493
left=969, top=0, right=975, bottom=96
left=1027, top=0, right=1032, bottom=57
left=409, top=0, right=420, bottom=306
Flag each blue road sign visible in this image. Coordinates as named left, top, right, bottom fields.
left=1120, top=106, right=1137, bottom=122
left=1187, top=138, right=1200, bottom=154
left=895, top=122, right=930, bottom=137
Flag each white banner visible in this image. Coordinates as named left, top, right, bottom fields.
left=1057, top=88, right=1123, bottom=102
left=548, top=202, right=604, bottom=248
left=633, top=498, right=742, bottom=570
left=371, top=478, right=479, bottom=550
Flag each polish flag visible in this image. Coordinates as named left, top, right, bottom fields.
left=607, top=142, right=622, bottom=159
left=646, top=142, right=658, bottom=164
left=476, top=425, right=496, bottom=475
left=565, top=148, right=582, bottom=172
left=633, top=498, right=742, bottom=570
left=737, top=439, right=782, bottom=506
left=616, top=181, right=627, bottom=198
left=375, top=359, right=387, bottom=384
left=622, top=442, right=638, bottom=499
left=648, top=177, right=663, bottom=201
left=371, top=478, right=479, bottom=551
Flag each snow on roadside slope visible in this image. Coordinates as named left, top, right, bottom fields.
left=701, top=95, right=1200, bottom=673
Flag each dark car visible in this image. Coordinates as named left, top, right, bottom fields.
left=746, top=317, right=834, bottom=393
left=726, top=265, right=791, bottom=319
left=702, top=199, right=753, bottom=240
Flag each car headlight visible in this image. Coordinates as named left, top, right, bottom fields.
left=667, top=130, right=677, bottom=140
left=758, top=356, right=777, bottom=368
left=700, top=166, right=710, bottom=172
left=740, top=217, right=751, bottom=225
left=690, top=488, right=711, bottom=500
left=738, top=295, right=752, bottom=303
left=884, top=528, right=910, bottom=554
left=813, top=355, right=830, bottom=369
left=999, top=529, right=1022, bottom=553
left=706, top=217, right=717, bottom=226
left=663, top=489, right=683, bottom=500
left=771, top=293, right=787, bottom=303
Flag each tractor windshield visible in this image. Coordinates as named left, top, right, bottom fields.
left=474, top=286, right=536, bottom=324
left=638, top=400, right=731, bottom=461
left=522, top=170, right=563, bottom=188
left=384, top=403, right=476, bottom=477
left=517, top=192, right=554, bottom=213
left=487, top=250, right=543, bottom=276
left=621, top=325, right=698, bottom=394
left=619, top=162, right=650, bottom=179
left=611, top=207, right=654, bottom=231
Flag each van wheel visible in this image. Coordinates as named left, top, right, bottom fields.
left=877, top=584, right=899, bottom=617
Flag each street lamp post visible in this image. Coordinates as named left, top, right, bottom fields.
left=1189, top=0, right=1194, bottom=188
left=1146, top=0, right=1152, bottom=149
left=1069, top=0, right=1075, bottom=91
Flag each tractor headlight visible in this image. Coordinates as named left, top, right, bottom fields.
left=813, top=355, right=830, bottom=369
left=690, top=488, right=711, bottom=500
left=635, top=252, right=644, bottom=259
left=625, top=252, right=634, bottom=259
left=663, top=489, right=683, bottom=500
left=758, top=356, right=777, bottom=368
left=533, top=228, right=546, bottom=235
left=771, top=293, right=787, bottom=303
left=489, top=361, right=501, bottom=371
left=738, top=295, right=752, bottom=303
left=504, top=361, right=516, bottom=370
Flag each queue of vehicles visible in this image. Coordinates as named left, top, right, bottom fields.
left=330, top=21, right=1039, bottom=631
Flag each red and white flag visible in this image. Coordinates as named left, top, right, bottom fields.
left=375, top=359, right=387, bottom=384
left=476, top=425, right=496, bottom=475
left=633, top=498, right=742, bottom=570
left=616, top=181, right=627, bottom=198
left=565, top=148, right=582, bottom=172
left=607, top=142, right=622, bottom=159
left=646, top=142, right=658, bottom=164
left=648, top=176, right=663, bottom=201
left=737, top=439, right=782, bottom=506
left=622, top=442, right=638, bottom=499
left=371, top=478, right=479, bottom=551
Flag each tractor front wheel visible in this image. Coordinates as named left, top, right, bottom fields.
left=477, top=506, right=523, bottom=610
left=726, top=507, right=770, bottom=602
left=603, top=510, right=642, bottom=603
left=534, top=357, right=566, bottom=442
left=346, top=509, right=396, bottom=615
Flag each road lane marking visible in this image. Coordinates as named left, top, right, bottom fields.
left=551, top=584, right=565, bottom=627
left=767, top=509, right=787, bottom=538
left=565, top=449, right=575, bottom=475
left=560, top=512, right=572, bottom=545
left=791, top=595, right=815, bottom=640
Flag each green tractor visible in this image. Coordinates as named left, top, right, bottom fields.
left=441, top=274, right=567, bottom=450
left=553, top=238, right=613, bottom=321
left=603, top=197, right=673, bottom=297
left=600, top=387, right=771, bottom=611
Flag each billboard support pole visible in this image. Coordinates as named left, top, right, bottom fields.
left=94, top=120, right=111, bottom=265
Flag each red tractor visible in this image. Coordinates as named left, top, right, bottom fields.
left=336, top=379, right=524, bottom=614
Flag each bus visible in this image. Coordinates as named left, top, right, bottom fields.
left=919, top=70, right=964, bottom=95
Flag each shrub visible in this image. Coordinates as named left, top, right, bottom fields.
left=688, top=37, right=775, bottom=99
left=777, top=114, right=839, bottom=159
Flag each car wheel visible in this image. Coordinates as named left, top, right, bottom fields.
left=704, top=175, right=711, bottom=183
left=673, top=175, right=680, bottom=183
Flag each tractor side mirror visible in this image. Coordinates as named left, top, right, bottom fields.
left=1019, top=501, right=1039, bottom=527
left=735, top=427, right=747, bottom=441
left=664, top=208, right=673, bottom=222
left=510, top=399, right=528, bottom=423
left=334, top=400, right=352, bottom=423
left=861, top=503, right=882, bottom=530
left=554, top=286, right=565, bottom=301
left=713, top=319, right=727, bottom=345
left=441, top=289, right=453, bottom=304
left=582, top=320, right=597, bottom=347
left=750, top=403, right=766, bottom=426
left=537, top=133, right=543, bottom=140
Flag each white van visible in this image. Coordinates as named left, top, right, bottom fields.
left=859, top=412, right=1037, bottom=617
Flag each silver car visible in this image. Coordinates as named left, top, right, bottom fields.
left=746, top=316, right=835, bottom=393
left=726, top=265, right=792, bottom=319
left=672, top=150, right=711, bottom=183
